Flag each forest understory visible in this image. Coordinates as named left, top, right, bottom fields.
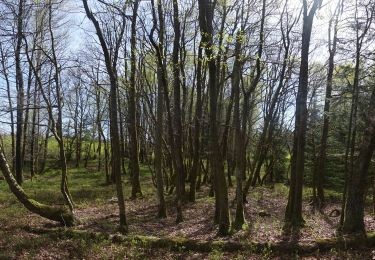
left=1, top=164, right=375, bottom=259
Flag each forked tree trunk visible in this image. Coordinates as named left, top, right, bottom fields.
left=198, top=0, right=230, bottom=236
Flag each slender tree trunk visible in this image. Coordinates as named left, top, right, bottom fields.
left=172, top=0, right=185, bottom=223
left=232, top=31, right=246, bottom=230
left=82, top=0, right=128, bottom=232
left=150, top=0, right=167, bottom=218
left=189, top=42, right=203, bottom=203
left=0, top=44, right=15, bottom=172
left=129, top=0, right=142, bottom=199
left=315, top=4, right=341, bottom=208
left=15, top=0, right=25, bottom=185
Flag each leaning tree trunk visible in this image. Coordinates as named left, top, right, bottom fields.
left=0, top=147, right=76, bottom=226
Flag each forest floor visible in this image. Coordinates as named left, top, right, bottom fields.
left=1, top=163, right=375, bottom=259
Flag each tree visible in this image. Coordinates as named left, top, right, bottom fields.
left=198, top=0, right=230, bottom=236
left=15, top=0, right=25, bottom=185
left=150, top=0, right=167, bottom=218
left=341, top=84, right=375, bottom=235
left=129, top=0, right=142, bottom=199
left=172, top=0, right=185, bottom=223
left=82, top=0, right=128, bottom=233
left=0, top=144, right=77, bottom=226
left=314, top=0, right=344, bottom=209
left=284, top=0, right=322, bottom=229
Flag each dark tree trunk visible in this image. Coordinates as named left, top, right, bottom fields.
left=342, top=87, right=375, bottom=235
left=172, top=0, right=184, bottom=223
left=129, top=0, right=142, bottom=199
left=284, top=0, right=321, bottom=229
left=189, top=42, right=203, bottom=203
left=198, top=0, right=230, bottom=236
left=150, top=0, right=167, bottom=218
left=82, top=0, right=128, bottom=233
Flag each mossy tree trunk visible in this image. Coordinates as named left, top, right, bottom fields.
left=0, top=147, right=76, bottom=226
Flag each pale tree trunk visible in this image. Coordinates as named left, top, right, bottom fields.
left=232, top=31, right=246, bottom=230
left=15, top=0, right=25, bottom=185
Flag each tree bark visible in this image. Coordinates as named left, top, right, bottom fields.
left=342, top=86, right=375, bottom=235
left=15, top=0, right=25, bottom=185
left=198, top=0, right=230, bottom=236
left=129, top=0, right=142, bottom=199
left=284, top=0, right=321, bottom=229
left=82, top=0, right=128, bottom=233
left=0, top=146, right=77, bottom=226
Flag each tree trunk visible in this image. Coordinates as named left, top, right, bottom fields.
left=172, top=0, right=185, bottom=223
left=0, top=147, right=77, bottom=226
left=15, top=0, right=25, bottom=185
left=129, top=0, right=142, bottom=199
left=284, top=0, right=321, bottom=229
left=232, top=31, right=246, bottom=230
left=189, top=42, right=203, bottom=203
left=198, top=0, right=230, bottom=236
left=342, top=87, right=375, bottom=235
left=82, top=0, right=128, bottom=233
left=151, top=0, right=167, bottom=218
